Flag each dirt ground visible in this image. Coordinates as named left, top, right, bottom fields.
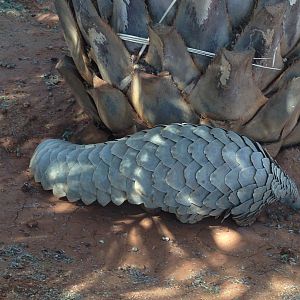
left=1, top=1, right=300, bottom=299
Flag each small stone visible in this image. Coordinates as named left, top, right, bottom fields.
left=162, top=236, right=170, bottom=242
left=131, top=247, right=139, bottom=252
left=26, top=220, right=39, bottom=229
left=23, top=102, right=30, bottom=108
left=67, top=98, right=75, bottom=104
left=98, top=240, right=105, bottom=244
left=6, top=64, right=16, bottom=69
left=21, top=182, right=33, bottom=193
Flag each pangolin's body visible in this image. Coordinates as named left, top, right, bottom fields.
left=30, top=124, right=300, bottom=225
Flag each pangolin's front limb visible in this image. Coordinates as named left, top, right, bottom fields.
left=30, top=124, right=300, bottom=226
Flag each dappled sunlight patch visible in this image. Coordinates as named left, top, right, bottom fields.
left=122, top=286, right=181, bottom=299
left=212, top=227, right=243, bottom=252
left=153, top=218, right=176, bottom=240
left=127, top=226, right=144, bottom=247
left=51, top=202, right=78, bottom=214
left=206, top=252, right=228, bottom=268
left=35, top=13, right=59, bottom=24
left=104, top=239, right=126, bottom=267
left=62, top=269, right=106, bottom=296
left=164, top=262, right=205, bottom=281
left=269, top=276, right=299, bottom=293
left=219, top=281, right=248, bottom=299
left=139, top=217, right=154, bottom=230
left=13, top=234, right=51, bottom=243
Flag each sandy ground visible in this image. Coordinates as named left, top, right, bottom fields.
left=1, top=1, right=300, bottom=299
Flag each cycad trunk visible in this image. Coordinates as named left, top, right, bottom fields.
left=54, top=0, right=300, bottom=156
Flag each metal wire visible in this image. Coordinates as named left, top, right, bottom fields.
left=137, top=0, right=178, bottom=60
left=117, top=33, right=282, bottom=71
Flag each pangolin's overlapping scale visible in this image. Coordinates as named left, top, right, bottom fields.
left=111, top=139, right=128, bottom=159
left=156, top=139, right=177, bottom=168
left=188, top=139, right=209, bottom=167
left=184, top=161, right=202, bottom=190
left=210, top=127, right=231, bottom=145
left=111, top=187, right=127, bottom=206
left=225, top=168, right=241, bottom=191
left=96, top=190, right=111, bottom=207
left=171, top=138, right=193, bottom=166
left=254, top=169, right=268, bottom=187
left=78, top=147, right=98, bottom=204
left=126, top=178, right=147, bottom=205
left=119, top=147, right=139, bottom=178
left=125, top=131, right=147, bottom=150
left=189, top=186, right=210, bottom=207
left=203, top=189, right=223, bottom=209
left=51, top=147, right=72, bottom=197
left=216, top=195, right=233, bottom=209
left=166, top=161, right=186, bottom=191
left=196, top=162, right=216, bottom=192
left=238, top=166, right=256, bottom=187
left=67, top=161, right=83, bottom=202
left=42, top=142, right=72, bottom=190
left=132, top=166, right=153, bottom=196
left=108, top=155, right=127, bottom=192
left=204, top=139, right=224, bottom=168
left=30, top=124, right=297, bottom=226
left=163, top=188, right=178, bottom=208
left=210, top=164, right=232, bottom=194
left=136, top=142, right=160, bottom=171
left=30, top=140, right=62, bottom=182
left=153, top=162, right=171, bottom=193
left=222, top=142, right=240, bottom=169
left=93, top=159, right=111, bottom=193
left=175, top=186, right=193, bottom=206
left=34, top=141, right=63, bottom=184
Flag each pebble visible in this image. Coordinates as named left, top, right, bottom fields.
left=98, top=240, right=105, bottom=244
left=131, top=247, right=139, bottom=252
left=23, top=102, right=30, bottom=108
left=26, top=220, right=39, bottom=229
left=0, top=61, right=16, bottom=69
left=162, top=236, right=170, bottom=242
left=6, top=63, right=16, bottom=69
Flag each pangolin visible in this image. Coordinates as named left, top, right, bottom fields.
left=30, top=124, right=300, bottom=226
